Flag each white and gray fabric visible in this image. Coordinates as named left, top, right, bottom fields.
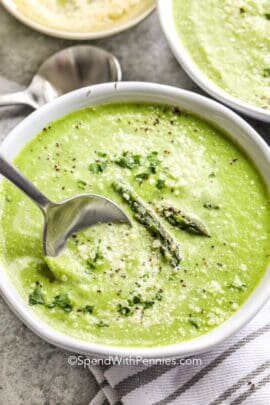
left=89, top=300, right=270, bottom=405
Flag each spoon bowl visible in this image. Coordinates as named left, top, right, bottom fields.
left=0, top=155, right=130, bottom=257
left=43, top=194, right=131, bottom=257
left=0, top=46, right=122, bottom=109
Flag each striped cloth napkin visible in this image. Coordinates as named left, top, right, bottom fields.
left=89, top=299, right=270, bottom=405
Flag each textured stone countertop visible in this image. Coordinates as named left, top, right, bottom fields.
left=0, top=6, right=269, bottom=405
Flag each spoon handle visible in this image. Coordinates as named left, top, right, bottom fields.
left=0, top=90, right=37, bottom=109
left=0, top=155, right=51, bottom=211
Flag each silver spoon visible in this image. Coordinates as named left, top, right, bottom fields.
left=0, top=45, right=122, bottom=109
left=0, top=156, right=130, bottom=257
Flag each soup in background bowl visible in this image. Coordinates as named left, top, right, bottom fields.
left=158, top=0, right=270, bottom=122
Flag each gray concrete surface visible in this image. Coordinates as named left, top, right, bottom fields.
left=0, top=5, right=269, bottom=405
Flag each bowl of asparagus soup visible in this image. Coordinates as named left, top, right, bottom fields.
left=158, top=0, right=270, bottom=122
left=0, top=82, right=269, bottom=358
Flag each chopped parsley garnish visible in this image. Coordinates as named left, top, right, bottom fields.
left=83, top=305, right=94, bottom=314
left=156, top=178, right=166, bottom=190
left=128, top=294, right=143, bottom=306
left=117, top=304, right=133, bottom=316
left=188, top=316, right=199, bottom=329
left=143, top=300, right=155, bottom=309
left=29, top=288, right=98, bottom=315
left=88, top=161, right=107, bottom=174
left=96, top=151, right=107, bottom=158
left=264, top=13, right=270, bottom=20
left=227, top=282, right=247, bottom=292
left=147, top=151, right=161, bottom=173
left=115, top=152, right=142, bottom=169
left=117, top=290, right=163, bottom=317
left=209, top=172, right=216, bottom=178
left=203, top=203, right=220, bottom=210
left=86, top=250, right=104, bottom=270
left=135, top=172, right=150, bottom=184
left=155, top=289, right=163, bottom=301
left=96, top=320, right=109, bottom=328
left=77, top=179, right=87, bottom=190
left=29, top=287, right=45, bottom=306
left=51, top=293, right=73, bottom=313
left=263, top=67, right=270, bottom=77
left=29, top=287, right=73, bottom=313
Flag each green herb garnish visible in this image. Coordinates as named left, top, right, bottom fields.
left=52, top=293, right=73, bottom=313
left=227, top=282, right=247, bottom=292
left=86, top=250, right=104, bottom=270
left=135, top=172, right=150, bottom=184
left=96, top=320, right=109, bottom=328
left=128, top=294, right=143, bottom=306
left=117, top=304, right=133, bottom=316
left=263, top=67, right=270, bottom=77
left=188, top=316, right=199, bottom=329
left=156, top=178, right=166, bottom=190
left=97, top=151, right=107, bottom=158
left=203, top=203, right=220, bottom=210
left=147, top=151, right=161, bottom=173
left=83, top=305, right=94, bottom=314
left=88, top=161, right=107, bottom=174
left=77, top=179, right=87, bottom=190
left=29, top=287, right=45, bottom=306
left=143, top=300, right=155, bottom=309
left=115, top=152, right=142, bottom=169
left=155, top=289, right=163, bottom=301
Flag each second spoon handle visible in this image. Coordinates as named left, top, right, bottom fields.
left=0, top=90, right=36, bottom=108
left=0, top=155, right=51, bottom=211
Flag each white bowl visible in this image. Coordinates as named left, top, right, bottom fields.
left=157, top=0, right=270, bottom=123
left=1, top=0, right=155, bottom=40
left=0, top=82, right=270, bottom=359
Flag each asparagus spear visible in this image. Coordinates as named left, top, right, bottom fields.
left=113, top=180, right=181, bottom=268
left=158, top=205, right=210, bottom=237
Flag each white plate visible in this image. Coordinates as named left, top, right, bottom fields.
left=0, top=82, right=270, bottom=359
left=1, top=0, right=155, bottom=40
left=157, top=0, right=270, bottom=122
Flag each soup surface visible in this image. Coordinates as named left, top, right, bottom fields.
left=0, top=103, right=269, bottom=347
left=173, top=0, right=270, bottom=110
left=12, top=0, right=154, bottom=33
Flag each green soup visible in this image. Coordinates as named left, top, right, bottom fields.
left=173, top=0, right=270, bottom=110
left=0, top=103, right=269, bottom=347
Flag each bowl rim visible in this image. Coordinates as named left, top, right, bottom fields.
left=0, top=81, right=270, bottom=359
left=157, top=0, right=270, bottom=123
left=1, top=0, right=155, bottom=40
